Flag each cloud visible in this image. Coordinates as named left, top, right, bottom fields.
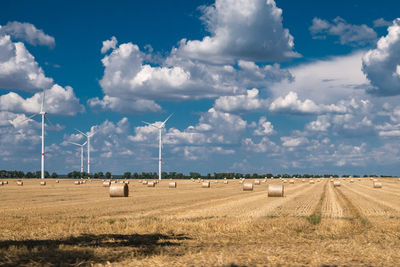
left=310, top=17, right=377, bottom=46
left=269, top=91, right=347, bottom=114
left=0, top=84, right=84, bottom=116
left=242, top=136, right=278, bottom=153
left=101, top=36, right=117, bottom=54
left=362, top=19, right=400, bottom=96
left=175, top=0, right=299, bottom=64
left=0, top=21, right=55, bottom=47
left=373, top=18, right=392, bottom=28
left=253, top=116, right=275, bottom=136
left=281, top=136, right=309, bottom=147
left=88, top=95, right=161, bottom=114
left=0, top=35, right=53, bottom=92
left=214, top=88, right=269, bottom=113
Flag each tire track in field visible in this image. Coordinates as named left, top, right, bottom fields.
left=321, top=181, right=344, bottom=218
left=340, top=183, right=400, bottom=216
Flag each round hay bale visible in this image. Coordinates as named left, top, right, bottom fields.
left=147, top=181, right=155, bottom=187
left=142, top=180, right=148, bottom=185
left=333, top=181, right=341, bottom=187
left=289, top=180, right=295, bottom=184
left=17, top=181, right=23, bottom=186
left=40, top=181, right=46, bottom=186
left=109, top=183, right=129, bottom=197
left=358, top=178, right=361, bottom=181
left=111, top=180, right=117, bottom=184
left=74, top=181, right=80, bottom=185
left=317, top=179, right=321, bottom=182
left=350, top=179, right=354, bottom=183
left=372, top=178, right=378, bottom=182
left=268, top=184, right=284, bottom=197
left=239, top=180, right=244, bottom=184
left=3, top=181, right=8, bottom=185
left=224, top=180, right=228, bottom=184
left=169, top=182, right=177, bottom=188
left=243, top=183, right=253, bottom=191
left=262, top=179, right=266, bottom=183
left=283, top=180, right=287, bottom=184
left=119, top=180, right=124, bottom=183
left=0, top=181, right=3, bottom=186
left=373, top=182, right=382, bottom=188
left=302, top=179, right=305, bottom=182
left=56, top=180, right=59, bottom=183
left=309, top=180, right=315, bottom=184
left=202, top=181, right=210, bottom=188
left=103, top=181, right=111, bottom=187
left=254, top=180, right=260, bottom=185
left=398, top=178, right=400, bottom=181
left=330, top=179, right=334, bottom=182
left=124, top=181, right=129, bottom=184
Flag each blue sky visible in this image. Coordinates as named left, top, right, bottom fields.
left=1, top=0, right=400, bottom=175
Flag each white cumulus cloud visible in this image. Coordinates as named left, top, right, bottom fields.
left=0, top=21, right=55, bottom=47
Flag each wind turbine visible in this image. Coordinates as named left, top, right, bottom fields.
left=25, top=90, right=52, bottom=179
left=143, top=114, right=173, bottom=180
left=68, top=141, right=87, bottom=173
left=75, top=128, right=95, bottom=175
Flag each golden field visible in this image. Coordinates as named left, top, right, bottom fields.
left=0, top=178, right=400, bottom=266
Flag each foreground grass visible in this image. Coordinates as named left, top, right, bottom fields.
left=0, top=179, right=399, bottom=266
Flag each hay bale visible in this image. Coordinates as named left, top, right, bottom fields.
left=142, top=180, right=148, bottom=185
left=254, top=180, right=260, bottom=185
left=373, top=182, right=382, bottom=188
left=56, top=180, right=59, bottom=183
left=3, top=181, right=8, bottom=185
left=333, top=181, right=341, bottom=187
left=147, top=181, right=155, bottom=187
left=268, top=184, right=284, bottom=197
left=202, top=181, right=210, bottom=188
left=283, top=180, right=287, bottom=184
left=224, top=180, right=228, bottom=184
left=317, top=179, right=321, bottom=182
left=109, top=183, right=129, bottom=197
left=243, top=183, right=253, bottom=191
left=74, top=181, right=80, bottom=185
left=124, top=181, right=129, bottom=184
left=40, top=181, right=46, bottom=186
left=289, top=180, right=295, bottom=184
left=103, top=181, right=111, bottom=187
left=0, top=181, right=3, bottom=186
left=358, top=178, right=361, bottom=181
left=398, top=178, right=400, bottom=181
left=309, top=180, right=315, bottom=184
left=373, top=178, right=378, bottom=182
left=119, top=180, right=124, bottom=183
left=350, top=179, right=354, bottom=183
left=302, top=179, right=305, bottom=182
left=262, top=179, right=266, bottom=183
left=17, top=181, right=23, bottom=186
left=169, top=182, right=177, bottom=188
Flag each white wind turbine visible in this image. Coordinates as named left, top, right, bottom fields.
left=75, top=128, right=95, bottom=175
left=68, top=141, right=87, bottom=173
left=25, top=90, right=52, bottom=179
left=143, top=114, right=173, bottom=180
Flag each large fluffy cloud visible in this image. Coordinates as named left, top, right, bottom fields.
left=88, top=95, right=161, bottom=114
left=0, top=35, right=53, bottom=92
left=176, top=0, right=299, bottom=63
left=0, top=21, right=55, bottom=47
left=310, top=17, right=377, bottom=46
left=214, top=88, right=269, bottom=113
left=362, top=18, right=400, bottom=96
left=0, top=84, right=84, bottom=116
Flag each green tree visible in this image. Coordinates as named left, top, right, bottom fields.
left=51, top=172, right=58, bottom=178
left=105, top=172, right=112, bottom=179
left=123, top=172, right=131, bottom=179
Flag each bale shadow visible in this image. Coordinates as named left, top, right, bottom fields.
left=0, top=233, right=190, bottom=266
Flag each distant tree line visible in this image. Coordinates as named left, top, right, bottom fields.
left=0, top=169, right=394, bottom=179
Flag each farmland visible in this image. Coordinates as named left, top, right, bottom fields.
left=0, top=178, right=400, bottom=266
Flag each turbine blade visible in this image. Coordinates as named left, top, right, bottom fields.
left=67, top=141, right=81, bottom=146
left=75, top=128, right=88, bottom=137
left=40, top=90, right=45, bottom=113
left=142, top=121, right=158, bottom=128
left=82, top=141, right=87, bottom=146
left=161, top=113, right=173, bottom=127
left=22, top=113, right=40, bottom=123
left=44, top=115, right=54, bottom=127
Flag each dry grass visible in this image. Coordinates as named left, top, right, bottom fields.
left=0, top=178, right=400, bottom=266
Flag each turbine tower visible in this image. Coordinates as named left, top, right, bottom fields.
left=143, top=114, right=172, bottom=180
left=68, top=141, right=87, bottom=173
left=26, top=90, right=52, bottom=179
left=75, top=129, right=95, bottom=175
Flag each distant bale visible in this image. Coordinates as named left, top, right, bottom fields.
left=109, top=183, right=129, bottom=197
left=350, top=179, right=354, bottom=183
left=268, top=184, right=284, bottom=197
left=214, top=180, right=219, bottom=183
left=119, top=180, right=124, bottom=184
left=262, top=179, right=266, bottom=183
left=373, top=182, right=382, bottom=188
left=40, top=181, right=46, bottom=186
left=289, top=180, right=295, bottom=184
left=243, top=183, right=253, bottom=191
left=74, top=181, right=80, bottom=185
left=169, top=182, right=177, bottom=188
left=309, top=180, right=315, bottom=184
left=330, top=179, right=334, bottom=182
left=398, top=178, right=400, bottom=181
left=147, top=181, right=156, bottom=187
left=372, top=178, right=378, bottom=182
left=81, top=180, right=86, bottom=184
left=283, top=180, right=287, bottom=184
left=124, top=181, right=129, bottom=184
left=302, top=179, right=305, bottom=182
left=239, top=180, right=244, bottom=184
left=224, top=180, right=228, bottom=184
left=254, top=180, right=260, bottom=185
left=202, top=181, right=210, bottom=188
left=3, top=181, right=8, bottom=185
left=358, top=178, right=361, bottom=181
left=317, top=179, right=321, bottom=182
left=333, top=181, right=341, bottom=187
left=17, top=181, right=23, bottom=186
left=142, top=180, right=148, bottom=185
left=111, top=180, right=117, bottom=184
left=103, top=181, right=111, bottom=187
left=0, top=181, right=3, bottom=186
left=56, top=180, right=59, bottom=183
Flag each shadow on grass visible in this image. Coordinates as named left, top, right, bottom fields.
left=0, top=233, right=190, bottom=266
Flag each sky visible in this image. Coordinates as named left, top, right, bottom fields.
left=1, top=0, right=400, bottom=175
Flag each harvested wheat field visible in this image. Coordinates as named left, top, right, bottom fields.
left=1, top=178, right=400, bottom=266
